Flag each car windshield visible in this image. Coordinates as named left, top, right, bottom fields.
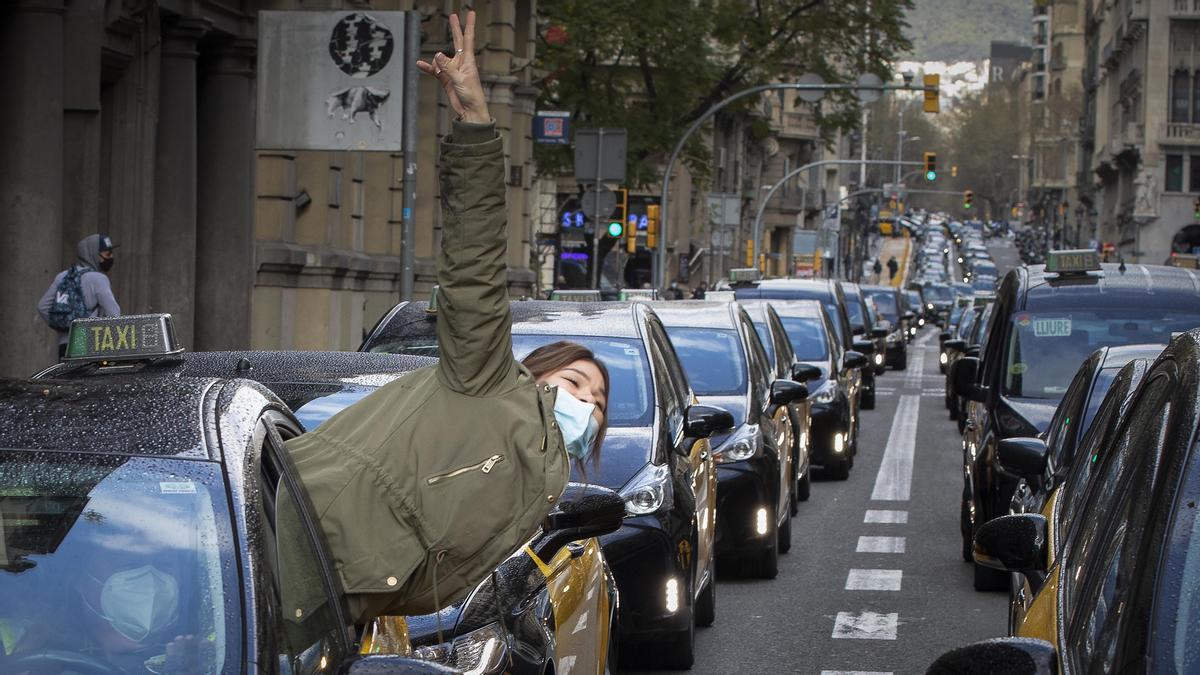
left=923, top=285, right=953, bottom=301
left=365, top=336, right=438, bottom=358
left=1003, top=309, right=1200, bottom=399
left=863, top=291, right=899, bottom=321
left=778, top=317, right=830, bottom=361
left=512, top=335, right=654, bottom=427
left=0, top=453, right=239, bottom=672
left=663, top=327, right=747, bottom=396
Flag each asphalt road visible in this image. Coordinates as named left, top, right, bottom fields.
left=620, top=330, right=1007, bottom=675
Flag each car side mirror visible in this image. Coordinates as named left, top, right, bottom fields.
left=770, top=379, right=808, bottom=405
left=535, top=483, right=626, bottom=561
left=951, top=357, right=987, bottom=402
left=964, top=345, right=981, bottom=358
left=928, top=637, right=1057, bottom=675
left=901, top=312, right=916, bottom=322
left=852, top=326, right=865, bottom=336
left=339, top=655, right=460, bottom=674
left=939, top=330, right=952, bottom=342
left=843, top=350, right=868, bottom=370
left=997, top=438, right=1049, bottom=481
left=684, top=404, right=734, bottom=440
left=974, top=513, right=1048, bottom=574
left=871, top=327, right=888, bottom=339
left=851, top=339, right=876, bottom=355
left=791, top=363, right=823, bottom=381
left=943, top=338, right=967, bottom=352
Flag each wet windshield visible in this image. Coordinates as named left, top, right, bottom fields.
left=0, top=453, right=238, bottom=672
left=513, top=335, right=653, bottom=427
left=1003, top=310, right=1200, bottom=399
left=779, top=317, right=830, bottom=361
left=663, top=328, right=747, bottom=396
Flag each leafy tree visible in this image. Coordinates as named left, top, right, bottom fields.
left=534, top=0, right=914, bottom=188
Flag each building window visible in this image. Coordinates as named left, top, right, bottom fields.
left=1173, top=70, right=1191, bottom=123
left=1191, top=156, right=1200, bottom=193
left=1168, top=154, right=1185, bottom=192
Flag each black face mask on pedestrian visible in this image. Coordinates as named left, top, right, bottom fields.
left=99, top=256, right=114, bottom=272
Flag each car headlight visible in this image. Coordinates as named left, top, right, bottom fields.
left=413, top=621, right=507, bottom=675
left=620, top=463, right=672, bottom=516
left=715, top=423, right=761, bottom=463
left=812, top=381, right=838, bottom=404
left=926, top=303, right=934, bottom=310
left=939, top=351, right=949, bottom=365
left=874, top=353, right=884, bottom=366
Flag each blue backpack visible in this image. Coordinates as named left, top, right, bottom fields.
left=46, top=266, right=91, bottom=331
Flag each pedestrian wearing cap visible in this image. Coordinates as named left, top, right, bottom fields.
left=37, top=234, right=122, bottom=359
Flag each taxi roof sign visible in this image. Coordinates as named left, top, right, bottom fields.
left=64, top=314, right=184, bottom=362
left=1044, top=249, right=1101, bottom=275
left=618, top=289, right=659, bottom=301
left=729, top=268, right=762, bottom=283
left=549, top=289, right=602, bottom=302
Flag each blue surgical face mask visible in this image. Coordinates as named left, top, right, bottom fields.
left=553, top=388, right=600, bottom=459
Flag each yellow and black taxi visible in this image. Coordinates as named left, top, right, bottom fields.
left=766, top=300, right=868, bottom=480
left=30, top=315, right=631, bottom=675
left=952, top=250, right=1200, bottom=591
left=8, top=315, right=551, bottom=675
left=931, top=329, right=1200, bottom=674
left=361, top=301, right=731, bottom=669
left=650, top=301, right=809, bottom=579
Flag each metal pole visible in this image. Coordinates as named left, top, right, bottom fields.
left=895, top=104, right=904, bottom=186
left=654, top=80, right=930, bottom=289
left=399, top=11, right=420, bottom=301
left=859, top=108, right=869, bottom=187
left=591, top=130, right=604, bottom=289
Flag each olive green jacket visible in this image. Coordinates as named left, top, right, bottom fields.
left=285, top=121, right=568, bottom=622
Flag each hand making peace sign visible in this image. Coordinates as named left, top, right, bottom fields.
left=416, top=10, right=491, bottom=125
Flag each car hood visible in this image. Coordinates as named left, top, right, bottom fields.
left=698, top=394, right=748, bottom=448
left=579, top=426, right=657, bottom=490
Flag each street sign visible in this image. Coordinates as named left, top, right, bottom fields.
left=854, top=73, right=883, bottom=103
left=706, top=193, right=741, bottom=226
left=581, top=186, right=616, bottom=224
left=534, top=111, right=571, bottom=145
left=797, top=73, right=825, bottom=103
left=573, top=129, right=627, bottom=182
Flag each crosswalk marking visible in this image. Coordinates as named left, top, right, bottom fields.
left=863, top=509, right=908, bottom=524
left=831, top=611, right=899, bottom=640
left=856, top=536, right=906, bottom=553
left=845, top=568, right=903, bottom=591
left=871, top=395, right=919, bottom=501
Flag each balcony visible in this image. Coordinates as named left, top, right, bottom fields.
left=1163, top=122, right=1200, bottom=145
left=1172, top=0, right=1200, bottom=17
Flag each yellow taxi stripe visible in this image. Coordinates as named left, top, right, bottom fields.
left=525, top=544, right=555, bottom=578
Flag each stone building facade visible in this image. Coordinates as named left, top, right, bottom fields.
left=0, top=0, right=539, bottom=378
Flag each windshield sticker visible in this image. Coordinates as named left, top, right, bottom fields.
left=159, top=481, right=197, bottom=494
left=624, top=348, right=639, bottom=356
left=1033, top=318, right=1072, bottom=337
left=1009, top=363, right=1028, bottom=375
left=1015, top=313, right=1032, bottom=327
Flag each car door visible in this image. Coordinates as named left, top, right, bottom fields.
left=535, top=537, right=610, bottom=675
left=739, top=310, right=791, bottom=520
left=769, top=306, right=810, bottom=481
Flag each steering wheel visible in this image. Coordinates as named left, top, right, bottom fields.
left=3, top=649, right=128, bottom=675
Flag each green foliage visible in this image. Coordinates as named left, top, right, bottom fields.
left=534, top=0, right=914, bottom=188
left=904, top=0, right=1029, bottom=62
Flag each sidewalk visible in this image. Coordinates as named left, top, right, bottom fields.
left=869, top=235, right=912, bottom=287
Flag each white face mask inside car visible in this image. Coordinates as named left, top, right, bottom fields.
left=85, top=565, right=180, bottom=642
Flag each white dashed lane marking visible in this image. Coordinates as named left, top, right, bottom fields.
left=856, top=536, right=906, bottom=553
left=870, top=395, right=919, bottom=501
left=845, top=568, right=903, bottom=591
left=831, top=611, right=900, bottom=640
left=863, top=509, right=908, bottom=524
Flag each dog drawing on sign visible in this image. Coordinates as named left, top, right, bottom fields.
left=326, top=86, right=390, bottom=128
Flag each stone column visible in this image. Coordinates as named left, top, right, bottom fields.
left=151, top=17, right=209, bottom=348
left=196, top=39, right=256, bottom=350
left=0, top=0, right=64, bottom=377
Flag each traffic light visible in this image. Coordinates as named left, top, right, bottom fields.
left=923, top=152, right=937, bottom=182
left=923, top=73, right=940, bottom=113
left=608, top=188, right=628, bottom=238
left=963, top=190, right=974, bottom=209
left=626, top=214, right=637, bottom=253
left=951, top=165, right=958, bottom=178
left=646, top=204, right=659, bottom=249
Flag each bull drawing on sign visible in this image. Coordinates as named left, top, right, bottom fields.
left=325, top=86, right=390, bottom=128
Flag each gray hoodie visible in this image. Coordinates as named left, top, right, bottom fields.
left=37, top=234, right=122, bottom=344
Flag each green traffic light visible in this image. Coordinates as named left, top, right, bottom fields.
left=925, top=170, right=937, bottom=182
left=607, top=221, right=624, bottom=237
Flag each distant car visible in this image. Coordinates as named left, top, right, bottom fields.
left=838, top=282, right=884, bottom=406
left=860, top=285, right=911, bottom=370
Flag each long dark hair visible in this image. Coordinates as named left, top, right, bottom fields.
left=522, top=341, right=610, bottom=470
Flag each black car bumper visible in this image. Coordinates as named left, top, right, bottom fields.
left=600, top=518, right=693, bottom=643
left=885, top=340, right=906, bottom=366
left=713, top=461, right=776, bottom=559
left=808, top=403, right=849, bottom=466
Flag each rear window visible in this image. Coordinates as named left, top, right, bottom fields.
left=923, top=285, right=953, bottom=302
left=863, top=291, right=899, bottom=321
left=779, top=317, right=830, bottom=361
left=663, top=328, right=747, bottom=396
left=844, top=296, right=865, bottom=330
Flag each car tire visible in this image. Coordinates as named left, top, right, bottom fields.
left=778, top=504, right=792, bottom=554
left=756, top=538, right=780, bottom=580
left=827, top=458, right=851, bottom=480
left=973, top=562, right=1009, bottom=592
left=960, top=500, right=974, bottom=563
left=894, top=348, right=908, bottom=371
left=862, top=386, right=876, bottom=410
left=797, top=469, right=812, bottom=501
left=695, top=577, right=716, bottom=628
left=657, top=610, right=695, bottom=669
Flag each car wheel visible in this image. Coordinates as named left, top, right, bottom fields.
left=797, top=468, right=812, bottom=501
left=894, top=348, right=908, bottom=371
left=949, top=402, right=959, bottom=420
left=862, top=386, right=876, bottom=410
left=695, top=576, right=716, bottom=628
left=755, top=538, right=780, bottom=579
left=973, top=562, right=1009, bottom=592
left=657, top=606, right=696, bottom=669
left=778, top=503, right=792, bottom=554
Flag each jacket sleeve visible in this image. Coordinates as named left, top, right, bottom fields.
left=36, top=276, right=59, bottom=323
left=435, top=120, right=518, bottom=396
left=83, top=274, right=121, bottom=317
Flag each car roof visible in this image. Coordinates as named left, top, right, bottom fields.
left=647, top=300, right=737, bottom=329
left=509, top=300, right=647, bottom=338
left=0, top=375, right=228, bottom=460
left=176, top=350, right=436, bottom=387
left=759, top=298, right=825, bottom=319
left=1017, top=261, right=1200, bottom=309
left=1100, top=343, right=1166, bottom=369
left=737, top=299, right=780, bottom=324
left=739, top=279, right=837, bottom=297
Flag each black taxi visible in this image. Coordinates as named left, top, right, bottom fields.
left=16, top=315, right=627, bottom=675
left=952, top=250, right=1200, bottom=590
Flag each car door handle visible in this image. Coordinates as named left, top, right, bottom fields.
left=699, top=450, right=709, bottom=460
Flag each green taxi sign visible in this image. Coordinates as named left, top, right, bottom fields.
left=1045, top=249, right=1101, bottom=274
left=64, top=314, right=183, bottom=362
left=618, top=289, right=659, bottom=300
left=729, top=268, right=763, bottom=283
left=549, top=289, right=602, bottom=302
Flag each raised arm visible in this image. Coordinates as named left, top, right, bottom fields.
left=418, top=11, right=517, bottom=395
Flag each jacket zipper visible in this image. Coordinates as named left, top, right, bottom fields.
left=426, top=454, right=504, bottom=485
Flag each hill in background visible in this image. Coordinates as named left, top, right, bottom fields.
left=904, top=0, right=1030, bottom=62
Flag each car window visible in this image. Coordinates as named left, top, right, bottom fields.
left=259, top=429, right=349, bottom=674
left=1043, top=360, right=1094, bottom=471
left=1081, top=368, right=1118, bottom=438
left=778, top=317, right=830, bottom=361
left=864, top=291, right=899, bottom=321
left=646, top=323, right=686, bottom=436
left=844, top=295, right=866, bottom=330
left=741, top=314, right=773, bottom=397
left=753, top=321, right=775, bottom=366
left=512, top=335, right=654, bottom=427
left=0, top=452, right=240, bottom=672
left=664, top=327, right=748, bottom=396
left=768, top=310, right=796, bottom=376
